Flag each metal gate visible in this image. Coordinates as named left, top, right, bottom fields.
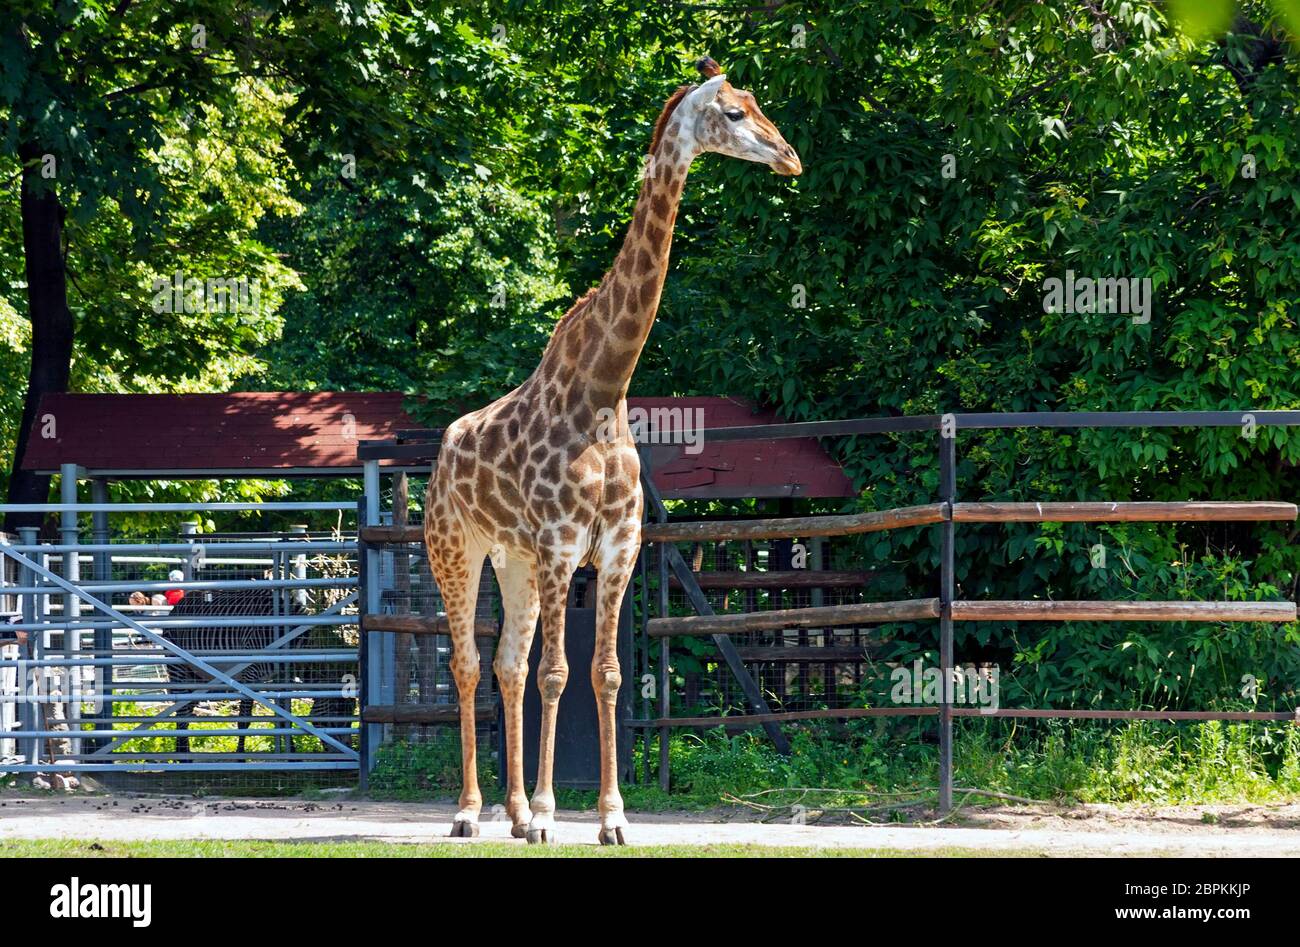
left=0, top=500, right=360, bottom=780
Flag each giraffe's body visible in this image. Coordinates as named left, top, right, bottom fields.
left=424, top=59, right=800, bottom=844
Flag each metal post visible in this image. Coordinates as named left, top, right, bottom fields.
left=89, top=479, right=111, bottom=754
left=291, top=525, right=309, bottom=608
left=17, top=527, right=39, bottom=768
left=60, top=464, right=81, bottom=757
left=637, top=549, right=650, bottom=786
left=0, top=541, right=12, bottom=754
left=180, top=521, right=198, bottom=582
left=1, top=541, right=17, bottom=758
left=90, top=479, right=110, bottom=582
left=655, top=503, right=671, bottom=791
left=938, top=419, right=957, bottom=814
left=378, top=502, right=395, bottom=714
left=357, top=498, right=370, bottom=789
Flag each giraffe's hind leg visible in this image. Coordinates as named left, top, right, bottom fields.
left=426, top=521, right=487, bottom=838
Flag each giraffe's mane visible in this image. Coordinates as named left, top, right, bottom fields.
left=552, top=286, right=600, bottom=333
left=548, top=86, right=692, bottom=340
left=649, top=84, right=693, bottom=155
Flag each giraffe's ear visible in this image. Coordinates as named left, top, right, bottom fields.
left=692, top=74, right=726, bottom=107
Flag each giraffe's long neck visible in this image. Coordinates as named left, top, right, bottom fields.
left=538, top=102, right=695, bottom=414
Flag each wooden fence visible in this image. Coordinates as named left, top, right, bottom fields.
left=356, top=411, right=1300, bottom=811
left=632, top=411, right=1300, bottom=812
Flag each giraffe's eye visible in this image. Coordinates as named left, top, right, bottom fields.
left=724, top=109, right=745, bottom=122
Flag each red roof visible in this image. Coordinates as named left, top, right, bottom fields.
left=21, top=392, right=412, bottom=475
left=20, top=392, right=854, bottom=498
left=631, top=396, right=855, bottom=498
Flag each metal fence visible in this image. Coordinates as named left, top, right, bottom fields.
left=0, top=495, right=361, bottom=791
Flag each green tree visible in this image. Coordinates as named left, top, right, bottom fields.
left=0, top=0, right=500, bottom=526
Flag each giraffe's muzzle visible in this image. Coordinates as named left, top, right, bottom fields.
left=771, top=142, right=802, bottom=176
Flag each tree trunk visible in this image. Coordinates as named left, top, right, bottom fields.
left=4, top=141, right=75, bottom=532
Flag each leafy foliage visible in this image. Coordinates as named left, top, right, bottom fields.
left=2, top=2, right=1298, bottom=719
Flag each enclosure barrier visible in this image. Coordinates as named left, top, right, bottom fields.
left=629, top=410, right=1300, bottom=813
left=0, top=495, right=360, bottom=778
left=351, top=412, right=1300, bottom=813
left=358, top=606, right=499, bottom=732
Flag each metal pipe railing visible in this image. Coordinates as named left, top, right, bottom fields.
left=0, top=653, right=357, bottom=667
left=2, top=577, right=358, bottom=595
left=0, top=501, right=358, bottom=513
left=4, top=541, right=353, bottom=554
left=0, top=544, right=358, bottom=758
left=0, top=762, right=357, bottom=772
left=3, top=690, right=352, bottom=703
left=13, top=727, right=357, bottom=738
left=2, top=615, right=357, bottom=632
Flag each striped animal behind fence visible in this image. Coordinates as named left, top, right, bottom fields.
left=162, top=587, right=355, bottom=755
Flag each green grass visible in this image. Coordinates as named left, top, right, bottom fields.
left=0, top=838, right=1026, bottom=858
left=642, top=718, right=1300, bottom=810
left=366, top=718, right=1300, bottom=812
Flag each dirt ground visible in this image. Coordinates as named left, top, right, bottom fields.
left=2, top=793, right=1299, bottom=855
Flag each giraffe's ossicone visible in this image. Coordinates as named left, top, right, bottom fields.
left=423, top=57, right=801, bottom=845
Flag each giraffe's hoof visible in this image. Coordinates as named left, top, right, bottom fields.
left=449, top=819, right=479, bottom=838
left=598, top=827, right=626, bottom=846
left=511, top=823, right=530, bottom=839
left=525, top=827, right=557, bottom=845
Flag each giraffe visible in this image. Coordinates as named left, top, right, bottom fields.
left=423, top=57, right=801, bottom=845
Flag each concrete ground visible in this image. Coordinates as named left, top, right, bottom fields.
left=2, top=794, right=1299, bottom=855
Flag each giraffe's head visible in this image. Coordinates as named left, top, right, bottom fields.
left=678, top=57, right=802, bottom=176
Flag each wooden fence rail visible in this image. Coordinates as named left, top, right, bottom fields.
left=360, top=614, right=498, bottom=638
left=951, top=600, right=1297, bottom=623
left=952, top=501, right=1297, bottom=522
left=645, top=598, right=1295, bottom=638
left=668, top=569, right=872, bottom=589
left=641, top=503, right=946, bottom=543
left=646, top=599, right=941, bottom=638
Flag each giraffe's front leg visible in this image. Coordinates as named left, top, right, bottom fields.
left=592, top=527, right=638, bottom=846
left=426, top=530, right=486, bottom=839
